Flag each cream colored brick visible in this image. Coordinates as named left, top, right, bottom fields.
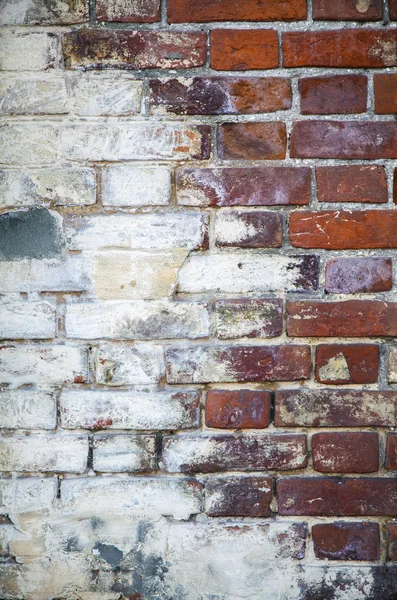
left=101, top=165, right=171, bottom=206
left=68, top=74, right=142, bottom=115
left=0, top=76, right=67, bottom=114
left=0, top=0, right=88, bottom=24
left=0, top=124, right=57, bottom=166
left=0, top=301, right=56, bottom=339
left=0, top=477, right=57, bottom=513
left=0, top=389, right=56, bottom=429
left=0, top=31, right=58, bottom=71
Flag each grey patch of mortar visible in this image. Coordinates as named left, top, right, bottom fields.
left=0, top=208, right=63, bottom=260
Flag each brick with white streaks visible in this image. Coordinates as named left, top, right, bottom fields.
left=0, top=301, right=56, bottom=339
left=92, top=342, right=164, bottom=386
left=0, top=31, right=58, bottom=71
left=0, top=389, right=56, bottom=429
left=68, top=74, right=142, bottom=115
left=101, top=165, right=171, bottom=207
left=0, top=125, right=57, bottom=166
left=93, top=434, right=156, bottom=472
left=0, top=76, right=67, bottom=115
left=0, top=477, right=57, bottom=514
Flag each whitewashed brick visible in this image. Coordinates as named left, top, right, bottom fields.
left=0, top=167, right=96, bottom=208
left=61, top=476, right=202, bottom=520
left=92, top=343, right=164, bottom=386
left=60, top=123, right=208, bottom=161
left=0, top=477, right=57, bottom=513
left=0, top=76, right=67, bottom=114
left=0, top=124, right=57, bottom=165
left=66, top=213, right=207, bottom=251
left=65, top=300, right=210, bottom=339
left=0, top=434, right=88, bottom=472
left=0, top=31, right=58, bottom=71
left=0, top=0, right=88, bottom=25
left=60, top=388, right=200, bottom=430
left=102, top=165, right=171, bottom=207
left=93, top=434, right=156, bottom=472
left=68, top=74, right=142, bottom=115
left=0, top=389, right=56, bottom=429
left=0, top=345, right=88, bottom=387
left=178, top=253, right=318, bottom=294
left=0, top=301, right=56, bottom=339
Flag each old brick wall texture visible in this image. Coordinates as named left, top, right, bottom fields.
left=2, top=0, right=397, bottom=598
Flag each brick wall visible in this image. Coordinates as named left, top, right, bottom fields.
left=1, top=1, right=397, bottom=598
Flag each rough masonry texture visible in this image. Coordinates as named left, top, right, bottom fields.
left=1, top=1, right=397, bottom=599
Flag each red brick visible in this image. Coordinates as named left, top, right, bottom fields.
left=214, top=210, right=282, bottom=248
left=168, top=0, right=307, bottom=22
left=162, top=434, right=308, bottom=473
left=205, top=389, right=271, bottom=429
left=316, top=165, right=388, bottom=203
left=211, top=30, right=279, bottom=71
left=278, top=478, right=397, bottom=516
left=63, top=30, right=207, bottom=70
left=312, top=432, right=379, bottom=473
left=275, top=389, right=396, bottom=427
left=313, top=0, right=383, bottom=20
left=166, top=345, right=311, bottom=383
left=290, top=121, right=397, bottom=159
left=391, top=0, right=397, bottom=19
left=316, top=344, right=380, bottom=384
left=386, top=434, right=397, bottom=470
left=388, top=523, right=397, bottom=560
left=290, top=211, right=397, bottom=249
left=215, top=299, right=283, bottom=339
left=176, top=167, right=311, bottom=207
left=312, top=523, right=380, bottom=561
left=218, top=122, right=287, bottom=160
left=287, top=300, right=397, bottom=337
left=374, top=74, right=397, bottom=114
left=149, top=77, right=291, bottom=115
left=283, top=30, right=397, bottom=68
left=325, top=258, right=392, bottom=294
left=300, top=75, right=367, bottom=114
left=96, top=0, right=160, bottom=22
left=205, top=477, right=273, bottom=517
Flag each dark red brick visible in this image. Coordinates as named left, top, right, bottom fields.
left=386, top=434, right=397, bottom=470
left=283, top=30, right=397, bottom=68
left=316, top=165, right=388, bottom=203
left=275, top=389, right=396, bottom=427
left=290, top=121, right=397, bottom=159
left=211, top=30, right=279, bottom=71
left=205, top=389, right=271, bottom=429
left=313, top=0, right=383, bottom=20
left=290, top=211, right=397, bottom=249
left=278, top=478, right=397, bottom=516
left=96, top=0, right=160, bottom=22
left=63, top=30, right=207, bottom=69
left=205, top=477, right=273, bottom=517
left=391, top=0, right=397, bottom=19
left=388, top=523, right=397, bottom=560
left=218, top=122, right=287, bottom=160
left=316, top=344, right=380, bottom=384
left=168, top=0, right=307, bottom=22
left=215, top=299, right=283, bottom=339
left=374, top=74, right=397, bottom=114
left=312, top=523, right=380, bottom=561
left=215, top=210, right=282, bottom=248
left=312, top=432, right=379, bottom=473
left=287, top=300, right=397, bottom=337
left=300, top=75, right=367, bottom=114
left=325, top=258, right=392, bottom=293
left=149, top=77, right=291, bottom=115
left=176, top=167, right=311, bottom=207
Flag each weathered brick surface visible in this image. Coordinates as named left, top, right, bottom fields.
left=374, top=74, right=397, bottom=113
left=169, top=0, right=307, bottom=22
left=0, top=0, right=88, bottom=24
left=313, top=0, right=383, bottom=20
left=215, top=299, right=283, bottom=339
left=300, top=75, right=367, bottom=114
left=92, top=343, right=164, bottom=385
left=0, top=390, right=57, bottom=430
left=214, top=210, right=282, bottom=248
left=205, top=389, right=271, bottom=429
left=101, top=165, right=170, bottom=207
left=0, top=31, right=58, bottom=70
left=312, top=523, right=380, bottom=561
left=315, top=344, right=380, bottom=384
left=0, top=300, right=56, bottom=339
left=218, top=122, right=287, bottom=160
left=92, top=435, right=156, bottom=472
left=316, top=165, right=388, bottom=203
left=385, top=433, right=397, bottom=470
left=325, top=258, right=392, bottom=293
left=97, top=0, right=160, bottom=22
left=205, top=477, right=273, bottom=517
left=312, top=432, right=379, bottom=473
left=211, top=30, right=279, bottom=70
left=388, top=347, right=397, bottom=383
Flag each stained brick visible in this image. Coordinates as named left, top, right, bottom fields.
left=315, top=344, right=380, bottom=384
left=391, top=0, right=397, bottom=19
left=211, top=30, right=279, bottom=70
left=374, top=74, right=397, bottom=113
left=97, top=0, right=160, bottom=22
left=316, top=165, right=388, bottom=203
left=215, top=299, right=283, bottom=339
left=388, top=347, right=397, bottom=383
left=312, top=432, right=379, bottom=473
left=218, top=122, right=286, bottom=160
left=205, top=389, right=271, bottom=429
left=214, top=210, right=282, bottom=248
left=385, top=434, right=397, bottom=470
left=325, top=258, right=392, bottom=294
left=168, top=0, right=307, bottom=22
left=0, top=0, right=88, bottom=24
left=92, top=435, right=156, bottom=472
left=313, top=0, right=383, bottom=20
left=389, top=524, right=397, bottom=560
left=205, top=477, right=273, bottom=517
left=312, top=523, right=380, bottom=561
left=300, top=75, right=367, bottom=115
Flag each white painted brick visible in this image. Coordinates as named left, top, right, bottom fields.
left=0, top=0, right=88, bottom=25
left=0, top=433, right=88, bottom=472
left=0, top=124, right=57, bottom=166
left=0, top=76, right=67, bottom=115
left=0, top=31, right=58, bottom=71
left=178, top=252, right=318, bottom=294
left=61, top=476, right=203, bottom=520
left=0, top=345, right=88, bottom=387
left=0, top=168, right=96, bottom=208
left=60, top=388, right=200, bottom=430
left=0, top=255, right=90, bottom=293
left=0, top=389, right=56, bottom=429
left=92, top=343, right=164, bottom=386
left=0, top=477, right=57, bottom=513
left=93, top=434, right=156, bottom=472
left=0, top=301, right=56, bottom=339
left=65, top=300, right=210, bottom=339
left=60, top=123, right=207, bottom=161
left=66, top=213, right=207, bottom=251
left=101, top=165, right=171, bottom=207
left=68, top=74, right=142, bottom=116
